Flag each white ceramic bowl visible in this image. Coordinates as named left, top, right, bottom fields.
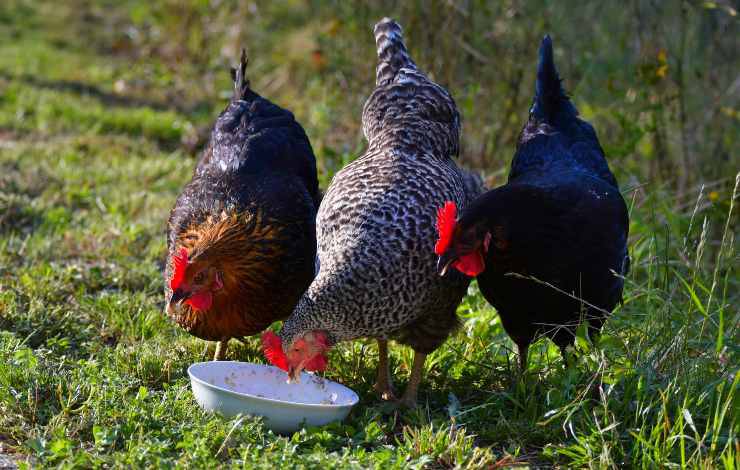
left=187, top=361, right=359, bottom=434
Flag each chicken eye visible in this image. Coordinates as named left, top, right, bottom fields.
left=193, top=271, right=205, bottom=284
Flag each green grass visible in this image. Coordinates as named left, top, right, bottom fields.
left=0, top=1, right=738, bottom=468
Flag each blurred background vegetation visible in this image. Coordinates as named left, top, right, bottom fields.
left=3, top=0, right=738, bottom=189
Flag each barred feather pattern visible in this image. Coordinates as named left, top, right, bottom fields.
left=279, top=18, right=483, bottom=354
left=363, top=19, right=461, bottom=160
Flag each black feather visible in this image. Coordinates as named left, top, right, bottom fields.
left=440, top=35, right=629, bottom=369
left=531, top=35, right=577, bottom=122
left=230, top=49, right=258, bottom=102
left=164, top=49, right=320, bottom=342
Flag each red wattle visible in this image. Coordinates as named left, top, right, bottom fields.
left=304, top=353, right=328, bottom=372
left=453, top=251, right=485, bottom=277
left=186, top=291, right=213, bottom=311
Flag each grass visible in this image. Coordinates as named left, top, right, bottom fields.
left=0, top=1, right=738, bottom=468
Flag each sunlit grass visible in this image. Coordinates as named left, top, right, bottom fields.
left=1, top=94, right=736, bottom=470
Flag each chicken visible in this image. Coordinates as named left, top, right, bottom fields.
left=164, top=51, right=320, bottom=360
left=262, top=18, right=482, bottom=406
left=436, top=35, right=629, bottom=371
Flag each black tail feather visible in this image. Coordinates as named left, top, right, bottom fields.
left=230, top=49, right=253, bottom=101
left=531, top=35, right=576, bottom=121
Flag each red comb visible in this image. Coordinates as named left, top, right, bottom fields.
left=170, top=247, right=188, bottom=290
left=434, top=201, right=457, bottom=255
left=261, top=331, right=288, bottom=371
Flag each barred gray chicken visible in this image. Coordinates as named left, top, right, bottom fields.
left=262, top=18, right=483, bottom=406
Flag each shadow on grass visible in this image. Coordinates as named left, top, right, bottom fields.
left=0, top=71, right=210, bottom=116
left=0, top=71, right=214, bottom=152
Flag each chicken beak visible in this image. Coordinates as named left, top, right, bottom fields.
left=287, top=364, right=303, bottom=383
left=437, top=252, right=456, bottom=276
left=168, top=288, right=189, bottom=310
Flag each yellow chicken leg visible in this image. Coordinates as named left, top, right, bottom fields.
left=214, top=340, right=228, bottom=361
left=374, top=339, right=396, bottom=401
left=398, top=351, right=427, bottom=408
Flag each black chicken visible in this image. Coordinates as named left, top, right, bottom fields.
left=164, top=51, right=320, bottom=360
left=436, top=36, right=629, bottom=370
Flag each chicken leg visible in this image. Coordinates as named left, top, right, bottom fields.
left=374, top=339, right=396, bottom=400
left=517, top=343, right=528, bottom=373
left=398, top=351, right=427, bottom=408
left=214, top=340, right=228, bottom=361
